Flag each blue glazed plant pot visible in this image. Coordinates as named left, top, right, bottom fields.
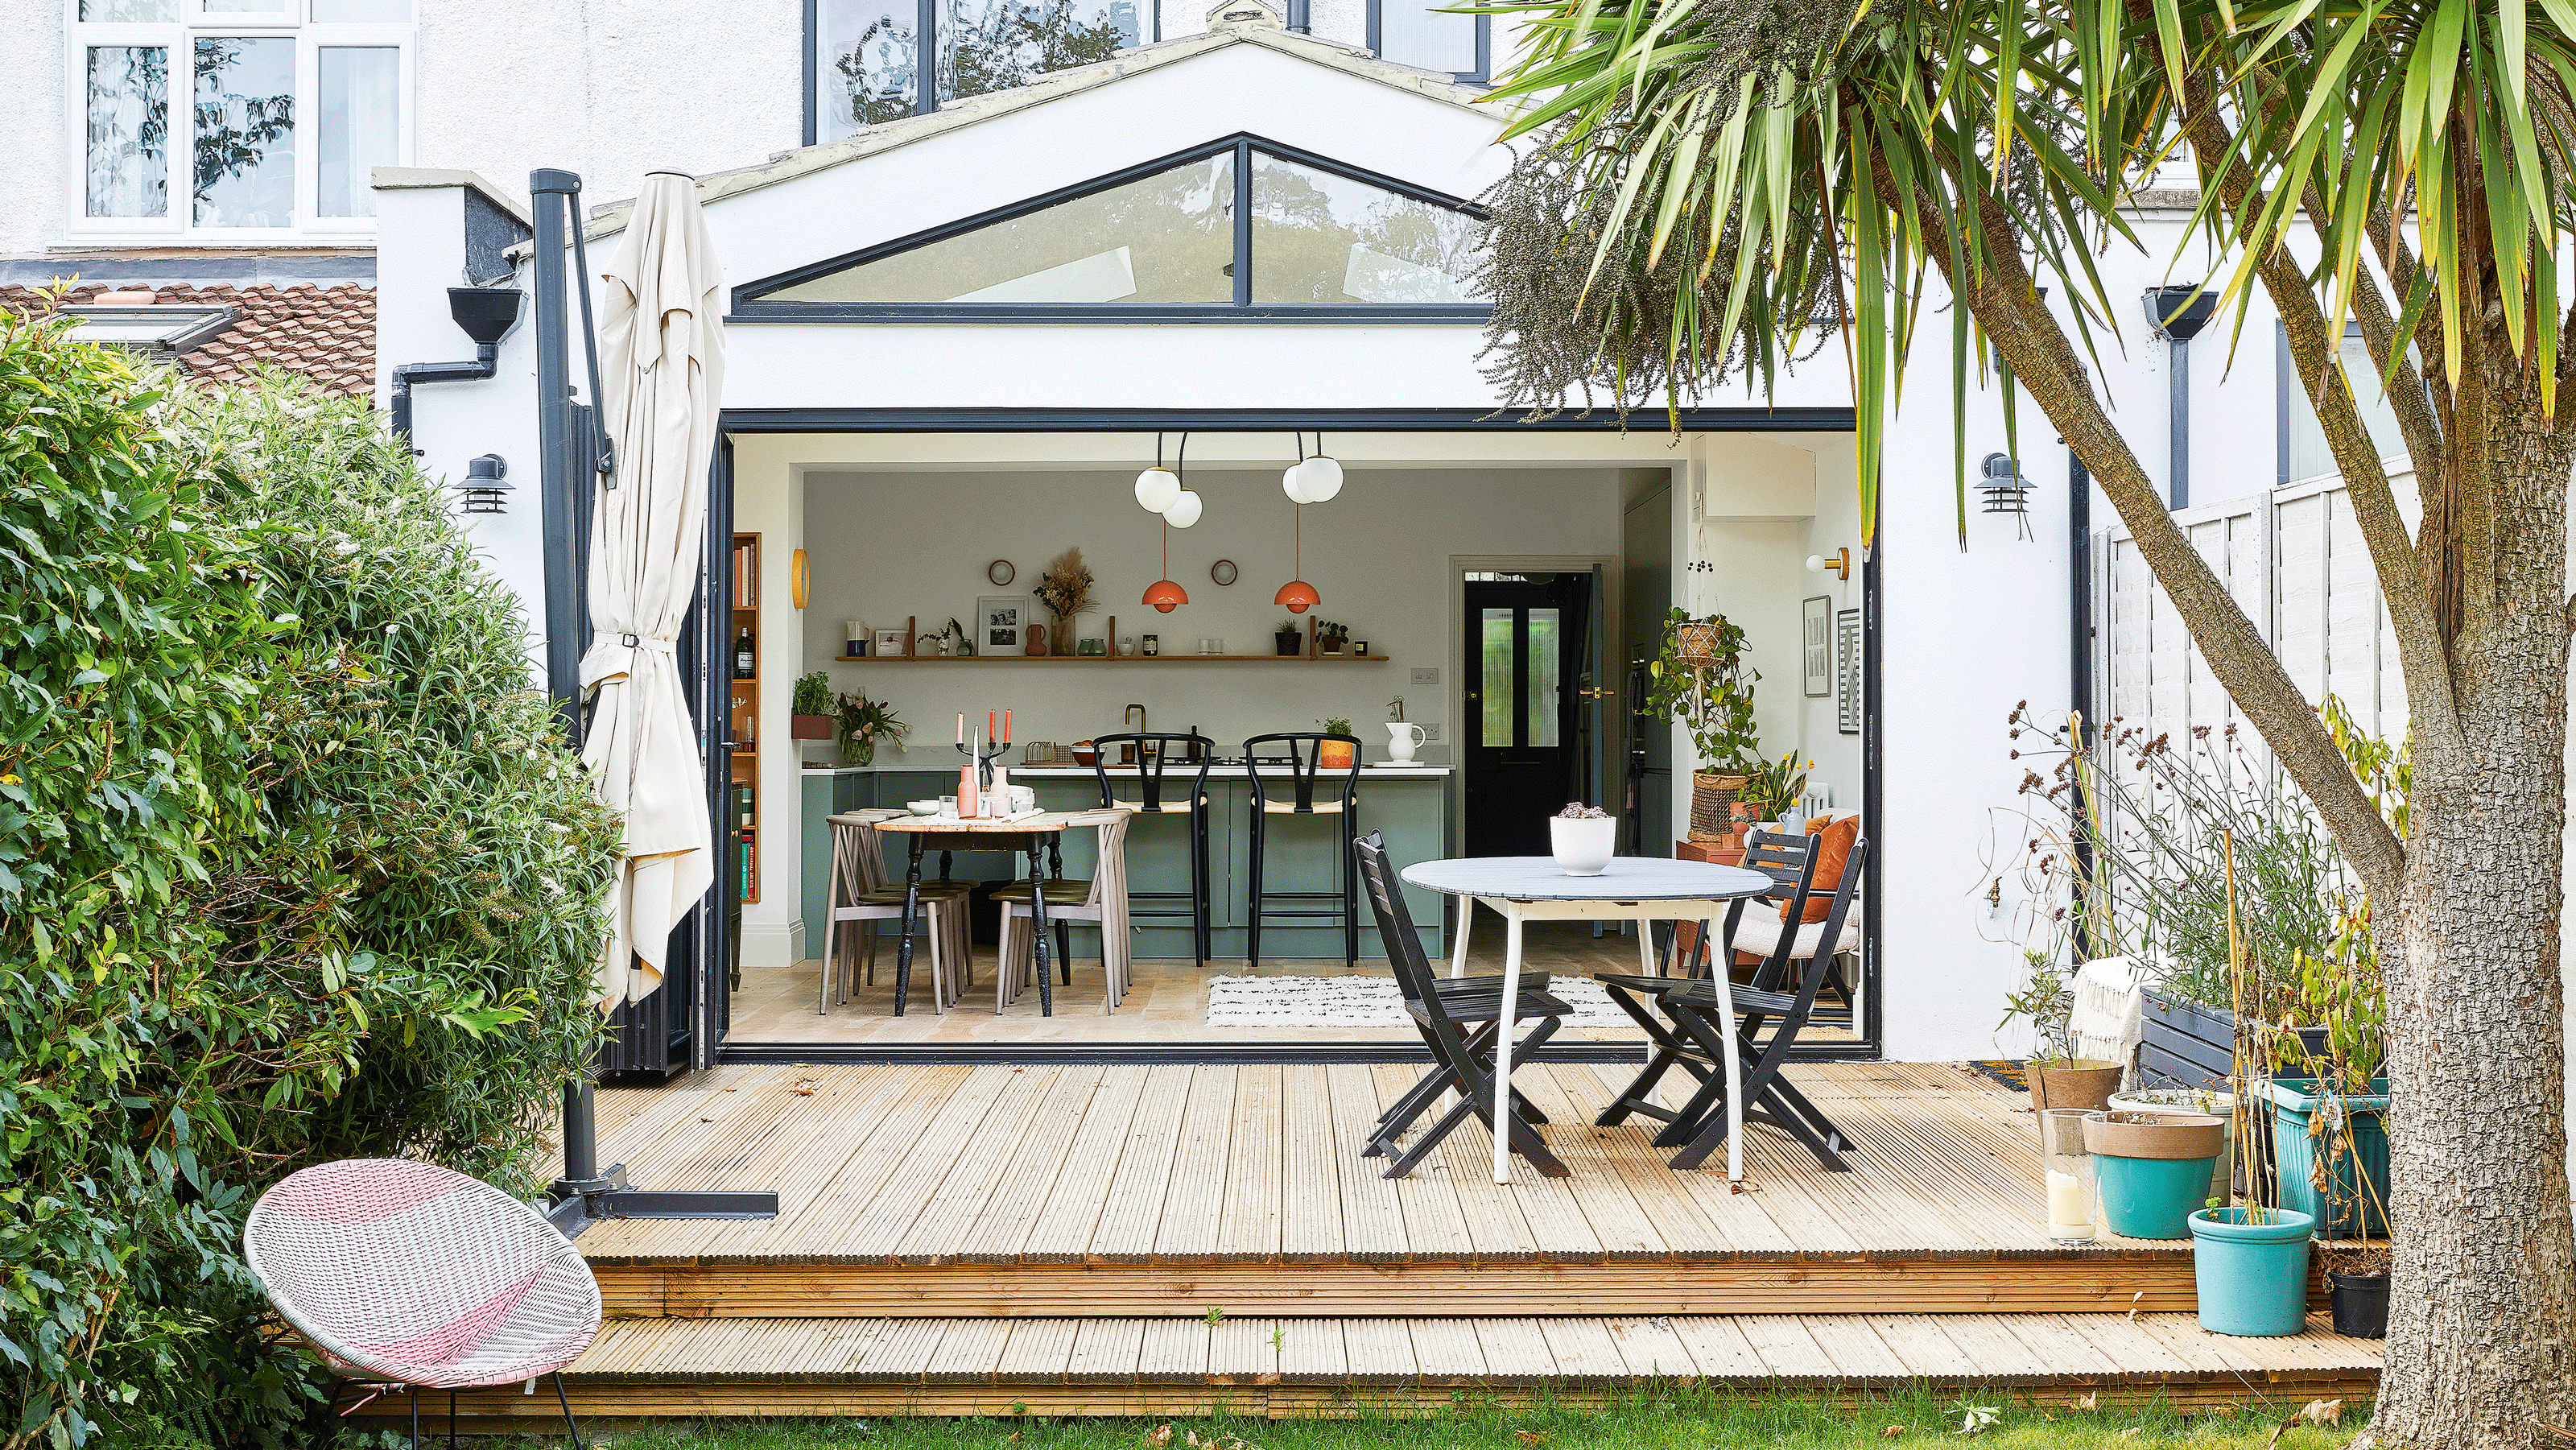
left=2267, top=1078, right=2392, bottom=1238
left=2189, top=1207, right=2315, bottom=1336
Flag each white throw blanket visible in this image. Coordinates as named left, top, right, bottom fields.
left=2069, top=954, right=2150, bottom=1077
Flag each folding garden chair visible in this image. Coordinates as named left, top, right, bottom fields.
left=1593, top=831, right=1870, bottom=1172
left=245, top=1159, right=601, bottom=1450
left=1353, top=832, right=1571, bottom=1179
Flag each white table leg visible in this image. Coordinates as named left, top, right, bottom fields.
left=1448, top=897, right=1472, bottom=979
left=1640, top=913, right=1658, bottom=977
left=1493, top=903, right=1524, bottom=1185
left=1711, top=966, right=1744, bottom=1183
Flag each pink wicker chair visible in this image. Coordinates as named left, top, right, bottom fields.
left=245, top=1159, right=601, bottom=1448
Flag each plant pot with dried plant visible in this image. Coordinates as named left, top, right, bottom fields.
left=2000, top=951, right=2126, bottom=1114
left=1034, top=547, right=1095, bottom=658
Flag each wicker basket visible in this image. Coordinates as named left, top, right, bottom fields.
left=1673, top=622, right=1730, bottom=666
left=1689, top=771, right=1752, bottom=837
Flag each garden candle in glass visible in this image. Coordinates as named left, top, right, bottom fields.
left=2041, top=1109, right=2105, bottom=1243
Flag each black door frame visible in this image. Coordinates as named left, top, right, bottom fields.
left=1461, top=573, right=1591, bottom=857
left=694, top=405, right=1881, bottom=1065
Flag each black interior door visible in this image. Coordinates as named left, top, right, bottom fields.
left=1463, top=575, right=1591, bottom=856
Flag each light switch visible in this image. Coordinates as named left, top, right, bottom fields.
left=1418, top=724, right=1439, bottom=742
left=1410, top=667, right=1439, bottom=685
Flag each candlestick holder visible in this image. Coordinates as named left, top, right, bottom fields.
left=956, top=738, right=1008, bottom=791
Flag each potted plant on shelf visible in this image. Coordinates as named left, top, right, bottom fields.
left=1275, top=619, right=1303, bottom=657
left=1318, top=621, right=1349, bottom=655
left=1034, top=547, right=1094, bottom=658
left=1550, top=802, right=1616, bottom=875
left=1739, top=750, right=1812, bottom=831
left=834, top=688, right=906, bottom=766
left=1317, top=717, right=1356, bottom=768
left=1998, top=951, right=2125, bottom=1113
left=1644, top=609, right=1760, bottom=840
left=790, top=671, right=836, bottom=739
left=948, top=617, right=975, bottom=657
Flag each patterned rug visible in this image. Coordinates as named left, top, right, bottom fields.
left=1967, top=1060, right=2029, bottom=1092
left=1204, top=974, right=1631, bottom=1029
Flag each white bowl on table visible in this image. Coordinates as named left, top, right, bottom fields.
left=1549, top=815, right=1617, bottom=875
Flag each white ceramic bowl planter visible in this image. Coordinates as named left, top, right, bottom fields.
left=1550, top=807, right=1616, bottom=875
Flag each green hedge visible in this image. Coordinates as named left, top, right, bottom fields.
left=0, top=312, right=621, bottom=1448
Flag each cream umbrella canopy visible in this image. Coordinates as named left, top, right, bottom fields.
left=580, top=172, right=725, bottom=1007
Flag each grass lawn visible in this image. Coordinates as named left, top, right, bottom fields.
left=497, top=1389, right=2362, bottom=1450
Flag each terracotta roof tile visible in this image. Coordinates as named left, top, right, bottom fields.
left=0, top=283, right=375, bottom=400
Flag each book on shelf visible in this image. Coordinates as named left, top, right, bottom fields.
left=730, top=542, right=758, bottom=608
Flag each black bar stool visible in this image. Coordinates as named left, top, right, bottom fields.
left=1243, top=732, right=1362, bottom=969
left=1088, top=733, right=1216, bottom=968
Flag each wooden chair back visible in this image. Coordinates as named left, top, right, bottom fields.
left=1088, top=733, right=1213, bottom=813
left=1244, top=733, right=1361, bottom=814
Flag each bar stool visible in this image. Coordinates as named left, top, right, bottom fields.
left=821, top=811, right=973, bottom=1014
left=996, top=810, right=1134, bottom=1010
left=1242, top=732, right=1363, bottom=969
left=1088, top=732, right=1214, bottom=968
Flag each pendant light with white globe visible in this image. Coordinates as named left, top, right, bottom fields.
left=1134, top=433, right=1183, bottom=514
left=1141, top=432, right=1191, bottom=611
left=1294, top=432, right=1344, bottom=502
left=1274, top=433, right=1323, bottom=613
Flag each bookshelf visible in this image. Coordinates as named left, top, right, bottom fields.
left=728, top=533, right=761, bottom=904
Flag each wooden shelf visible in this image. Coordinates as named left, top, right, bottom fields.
left=832, top=654, right=1392, bottom=664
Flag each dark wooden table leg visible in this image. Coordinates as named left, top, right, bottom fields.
left=1047, top=833, right=1071, bottom=984
left=893, top=832, right=926, bottom=1015
left=1028, top=837, right=1055, bottom=1016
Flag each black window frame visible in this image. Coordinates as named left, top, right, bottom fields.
left=1365, top=0, right=1489, bottom=85
left=803, top=0, right=1162, bottom=145
left=730, top=132, right=1493, bottom=324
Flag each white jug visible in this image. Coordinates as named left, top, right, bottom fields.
left=1384, top=721, right=1426, bottom=762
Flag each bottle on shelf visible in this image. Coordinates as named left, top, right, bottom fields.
left=733, top=626, right=757, bottom=679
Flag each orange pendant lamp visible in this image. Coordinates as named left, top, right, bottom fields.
left=1143, top=519, right=1187, bottom=613
left=1274, top=492, right=1319, bottom=613
left=1144, top=432, right=1193, bottom=611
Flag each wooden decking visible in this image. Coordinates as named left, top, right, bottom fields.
left=481, top=1060, right=2380, bottom=1421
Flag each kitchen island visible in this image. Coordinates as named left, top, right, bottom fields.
left=801, top=760, right=1454, bottom=960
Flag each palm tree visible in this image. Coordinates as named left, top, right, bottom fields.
left=1476, top=3, right=2576, bottom=1444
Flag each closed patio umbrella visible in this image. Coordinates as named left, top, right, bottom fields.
left=580, top=171, right=726, bottom=1007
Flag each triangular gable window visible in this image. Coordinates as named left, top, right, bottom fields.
left=737, top=135, right=1488, bottom=320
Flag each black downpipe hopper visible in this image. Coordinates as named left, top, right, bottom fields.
left=2146, top=284, right=2216, bottom=510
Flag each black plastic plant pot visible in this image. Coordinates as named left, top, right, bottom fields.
left=2330, top=1272, right=2390, bottom=1338
left=1275, top=632, right=1301, bottom=657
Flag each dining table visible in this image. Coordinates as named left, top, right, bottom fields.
left=1397, top=855, right=1775, bottom=1184
left=872, top=811, right=1095, bottom=1016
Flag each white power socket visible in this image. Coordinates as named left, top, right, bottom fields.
left=1410, top=667, right=1439, bottom=685
left=1417, top=723, right=1440, bottom=742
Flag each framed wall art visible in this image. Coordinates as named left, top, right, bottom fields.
left=977, top=595, right=1030, bottom=652
left=1801, top=595, right=1833, bottom=697
left=1835, top=607, right=1863, bottom=735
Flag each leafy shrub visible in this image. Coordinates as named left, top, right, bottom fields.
left=0, top=316, right=620, bottom=1449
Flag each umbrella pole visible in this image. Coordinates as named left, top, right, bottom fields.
left=530, top=167, right=778, bottom=1237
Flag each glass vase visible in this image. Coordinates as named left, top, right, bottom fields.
left=2041, top=1108, right=2105, bottom=1243
left=840, top=733, right=875, bottom=766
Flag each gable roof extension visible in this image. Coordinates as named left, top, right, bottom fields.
left=565, top=8, right=1522, bottom=246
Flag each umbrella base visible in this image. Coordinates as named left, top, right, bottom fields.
left=547, top=1163, right=779, bottom=1237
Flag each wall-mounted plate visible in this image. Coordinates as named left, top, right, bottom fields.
left=987, top=559, right=1015, bottom=586
left=1209, top=558, right=1238, bottom=586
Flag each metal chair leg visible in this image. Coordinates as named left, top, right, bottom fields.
left=448, top=1387, right=457, bottom=1450
left=1245, top=811, right=1265, bottom=971
left=1341, top=816, right=1359, bottom=968
left=409, top=1386, right=420, bottom=1450
left=552, top=1370, right=585, bottom=1450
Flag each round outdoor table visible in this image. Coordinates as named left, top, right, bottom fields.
left=1399, top=856, right=1773, bottom=1185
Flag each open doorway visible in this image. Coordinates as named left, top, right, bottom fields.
left=1461, top=571, right=1598, bottom=856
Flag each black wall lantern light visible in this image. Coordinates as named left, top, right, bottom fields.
left=457, top=453, right=510, bottom=514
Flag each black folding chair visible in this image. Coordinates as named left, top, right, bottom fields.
left=1353, top=832, right=1571, bottom=1179
left=1595, top=832, right=1869, bottom=1173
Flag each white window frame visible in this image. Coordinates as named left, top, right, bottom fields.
left=64, top=0, right=415, bottom=246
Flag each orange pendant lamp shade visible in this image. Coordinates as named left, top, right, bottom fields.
left=1144, top=518, right=1187, bottom=612
left=1274, top=493, right=1319, bottom=613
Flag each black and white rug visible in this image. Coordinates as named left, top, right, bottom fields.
left=1203, top=973, right=1630, bottom=1029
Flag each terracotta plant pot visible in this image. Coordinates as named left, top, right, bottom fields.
left=790, top=713, right=834, bottom=740
left=2026, top=1058, right=2126, bottom=1115
left=1674, top=622, right=1728, bottom=664
left=1319, top=741, right=1356, bottom=769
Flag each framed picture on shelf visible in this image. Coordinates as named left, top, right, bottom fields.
left=977, top=596, right=1030, bottom=651
left=1801, top=595, right=1832, bottom=697
left=1835, top=608, right=1863, bottom=735
left=873, top=627, right=908, bottom=657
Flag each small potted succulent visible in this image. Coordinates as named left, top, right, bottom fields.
left=1317, top=717, right=1356, bottom=768
left=834, top=688, right=905, bottom=766
left=790, top=671, right=836, bottom=739
left=1550, top=802, right=1616, bottom=875
left=1275, top=619, right=1304, bottom=657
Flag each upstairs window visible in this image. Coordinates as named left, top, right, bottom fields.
left=2277, top=324, right=2413, bottom=485
left=807, top=0, right=1146, bottom=143
left=737, top=135, right=1488, bottom=320
left=72, top=0, right=413, bottom=239
left=1368, top=0, right=1486, bottom=83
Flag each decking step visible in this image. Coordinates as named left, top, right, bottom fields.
left=437, top=1313, right=2380, bottom=1422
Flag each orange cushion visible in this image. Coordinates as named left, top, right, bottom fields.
left=1780, top=815, right=1860, bottom=924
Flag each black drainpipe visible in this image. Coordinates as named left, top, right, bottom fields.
left=2145, top=284, right=2216, bottom=509
left=388, top=287, right=523, bottom=446
left=2066, top=447, right=2097, bottom=960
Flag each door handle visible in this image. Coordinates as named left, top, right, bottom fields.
left=1579, top=688, right=1614, bottom=699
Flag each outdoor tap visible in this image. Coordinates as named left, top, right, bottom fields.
left=1387, top=696, right=1406, bottom=721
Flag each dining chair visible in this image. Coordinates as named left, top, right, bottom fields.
left=1353, top=832, right=1571, bottom=1179
left=821, top=812, right=972, bottom=1014
left=1088, top=732, right=1214, bottom=968
left=1243, top=732, right=1363, bottom=969
left=1594, top=831, right=1870, bottom=1171
left=996, top=809, right=1134, bottom=1011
